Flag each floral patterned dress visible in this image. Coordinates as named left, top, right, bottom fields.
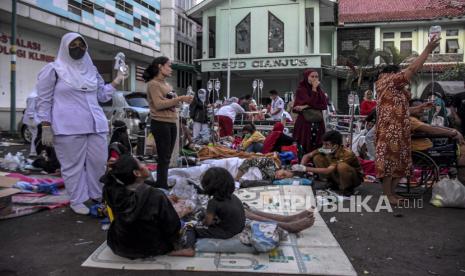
left=375, top=72, right=411, bottom=178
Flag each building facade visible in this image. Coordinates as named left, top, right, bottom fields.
left=0, top=0, right=164, bottom=131
left=187, top=0, right=338, bottom=104
left=337, top=0, right=465, bottom=104
left=173, top=0, right=200, bottom=94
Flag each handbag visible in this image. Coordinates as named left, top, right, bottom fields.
left=302, top=108, right=323, bottom=123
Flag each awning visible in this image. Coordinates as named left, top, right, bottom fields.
left=171, top=63, right=200, bottom=73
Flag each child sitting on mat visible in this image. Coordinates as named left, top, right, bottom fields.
left=195, top=167, right=246, bottom=239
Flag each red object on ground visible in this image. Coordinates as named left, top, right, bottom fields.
left=215, top=115, right=233, bottom=137
left=281, top=144, right=298, bottom=156
left=232, top=137, right=243, bottom=149
left=358, top=158, right=376, bottom=177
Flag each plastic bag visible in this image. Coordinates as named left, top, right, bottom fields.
left=241, top=167, right=263, bottom=181
left=250, top=221, right=280, bottom=252
left=193, top=128, right=211, bottom=145
left=430, top=178, right=465, bottom=208
left=2, top=152, right=25, bottom=171
left=239, top=220, right=280, bottom=253
left=145, top=133, right=156, bottom=155
left=170, top=177, right=198, bottom=201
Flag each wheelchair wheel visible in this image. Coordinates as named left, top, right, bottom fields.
left=396, top=151, right=439, bottom=196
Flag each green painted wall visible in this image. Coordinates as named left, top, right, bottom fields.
left=204, top=0, right=321, bottom=59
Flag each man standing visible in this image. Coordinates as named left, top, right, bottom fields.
left=269, top=90, right=284, bottom=121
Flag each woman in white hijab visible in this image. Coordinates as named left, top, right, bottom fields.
left=36, top=32, right=126, bottom=215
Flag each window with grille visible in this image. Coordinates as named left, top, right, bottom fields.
left=446, top=29, right=460, bottom=53
left=116, top=19, right=133, bottom=30
left=81, top=0, right=93, bottom=13
left=141, top=16, right=149, bottom=27
left=268, top=12, right=284, bottom=53
left=399, top=32, right=412, bottom=55
left=116, top=0, right=133, bottom=15
left=68, top=0, right=82, bottom=16
left=134, top=18, right=141, bottom=28
left=236, top=13, right=251, bottom=54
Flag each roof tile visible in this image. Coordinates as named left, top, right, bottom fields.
left=339, top=0, right=465, bottom=24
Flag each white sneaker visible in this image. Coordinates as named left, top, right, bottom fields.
left=70, top=204, right=90, bottom=215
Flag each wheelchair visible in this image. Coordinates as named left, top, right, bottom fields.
left=396, top=134, right=458, bottom=196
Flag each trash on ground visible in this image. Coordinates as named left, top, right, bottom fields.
left=74, top=241, right=93, bottom=246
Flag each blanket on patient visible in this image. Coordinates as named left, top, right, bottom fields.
left=198, top=145, right=280, bottom=165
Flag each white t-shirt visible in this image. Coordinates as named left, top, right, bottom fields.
left=216, top=102, right=245, bottom=122
left=270, top=96, right=285, bottom=120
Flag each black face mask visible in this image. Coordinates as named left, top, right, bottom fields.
left=69, top=47, right=86, bottom=60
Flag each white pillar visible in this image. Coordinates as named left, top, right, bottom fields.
left=375, top=27, right=381, bottom=65
left=130, top=62, right=136, bottom=92
left=332, top=29, right=337, bottom=66
left=202, top=14, right=209, bottom=59
left=226, top=0, right=231, bottom=99
left=161, top=0, right=179, bottom=167
left=417, top=27, right=425, bottom=52
left=313, top=5, right=320, bottom=55
left=298, top=0, right=306, bottom=54
left=160, top=0, right=175, bottom=59
left=332, top=78, right=338, bottom=107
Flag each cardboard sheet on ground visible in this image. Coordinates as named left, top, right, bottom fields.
left=0, top=176, right=20, bottom=188
left=82, top=186, right=356, bottom=275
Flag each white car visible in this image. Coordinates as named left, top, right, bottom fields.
left=100, top=91, right=150, bottom=141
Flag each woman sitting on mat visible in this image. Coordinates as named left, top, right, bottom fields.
left=102, top=155, right=195, bottom=258
left=240, top=124, right=265, bottom=153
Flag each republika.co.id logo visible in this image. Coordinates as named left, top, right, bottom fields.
left=261, top=195, right=423, bottom=213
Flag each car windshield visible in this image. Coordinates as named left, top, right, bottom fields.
left=126, top=97, right=149, bottom=108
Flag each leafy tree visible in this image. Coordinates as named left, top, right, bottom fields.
left=338, top=45, right=416, bottom=91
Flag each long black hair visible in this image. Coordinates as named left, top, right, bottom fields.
left=201, top=167, right=235, bottom=201
left=142, top=56, right=170, bottom=82
left=110, top=120, right=131, bottom=152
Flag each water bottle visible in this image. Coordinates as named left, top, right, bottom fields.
left=429, top=25, right=441, bottom=42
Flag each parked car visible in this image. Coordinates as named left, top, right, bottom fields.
left=18, top=110, right=33, bottom=144
left=100, top=91, right=150, bottom=141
